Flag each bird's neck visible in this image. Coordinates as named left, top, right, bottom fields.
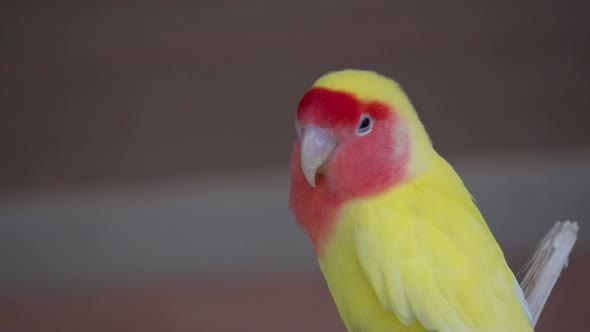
left=289, top=150, right=460, bottom=256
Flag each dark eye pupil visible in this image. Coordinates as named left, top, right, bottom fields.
left=356, top=115, right=372, bottom=135
left=360, top=117, right=370, bottom=129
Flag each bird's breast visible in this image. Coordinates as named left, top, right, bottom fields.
left=316, top=199, right=427, bottom=332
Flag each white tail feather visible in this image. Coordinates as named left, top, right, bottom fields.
left=516, top=221, right=579, bottom=327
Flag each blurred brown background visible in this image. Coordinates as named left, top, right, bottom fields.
left=1, top=1, right=589, bottom=331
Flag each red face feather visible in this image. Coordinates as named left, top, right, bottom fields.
left=289, top=87, right=410, bottom=253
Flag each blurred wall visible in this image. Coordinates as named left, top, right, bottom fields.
left=1, top=1, right=589, bottom=331
left=2, top=0, right=589, bottom=194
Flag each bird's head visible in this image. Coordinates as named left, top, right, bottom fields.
left=290, top=69, right=433, bottom=200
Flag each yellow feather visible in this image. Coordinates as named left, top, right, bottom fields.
left=319, top=154, right=532, bottom=331
left=312, top=70, right=533, bottom=332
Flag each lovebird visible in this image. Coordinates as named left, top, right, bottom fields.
left=289, top=70, right=534, bottom=332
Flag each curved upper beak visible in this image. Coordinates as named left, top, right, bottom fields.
left=300, top=125, right=337, bottom=188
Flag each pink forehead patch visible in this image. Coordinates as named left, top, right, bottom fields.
left=297, top=87, right=390, bottom=128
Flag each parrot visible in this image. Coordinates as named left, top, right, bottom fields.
left=289, top=69, right=535, bottom=332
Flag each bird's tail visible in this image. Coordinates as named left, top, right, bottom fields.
left=516, top=220, right=579, bottom=327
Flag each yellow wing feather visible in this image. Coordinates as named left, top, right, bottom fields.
left=350, top=154, right=533, bottom=332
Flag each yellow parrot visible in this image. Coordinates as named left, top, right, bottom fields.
left=289, top=69, right=534, bottom=331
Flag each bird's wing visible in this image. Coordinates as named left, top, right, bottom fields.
left=353, top=184, right=533, bottom=332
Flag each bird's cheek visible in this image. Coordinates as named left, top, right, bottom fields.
left=323, top=148, right=346, bottom=181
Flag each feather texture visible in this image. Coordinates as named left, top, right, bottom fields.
left=318, top=154, right=533, bottom=332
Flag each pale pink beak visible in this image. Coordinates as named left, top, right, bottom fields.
left=300, top=125, right=337, bottom=188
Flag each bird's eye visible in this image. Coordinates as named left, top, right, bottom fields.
left=356, top=114, right=373, bottom=136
